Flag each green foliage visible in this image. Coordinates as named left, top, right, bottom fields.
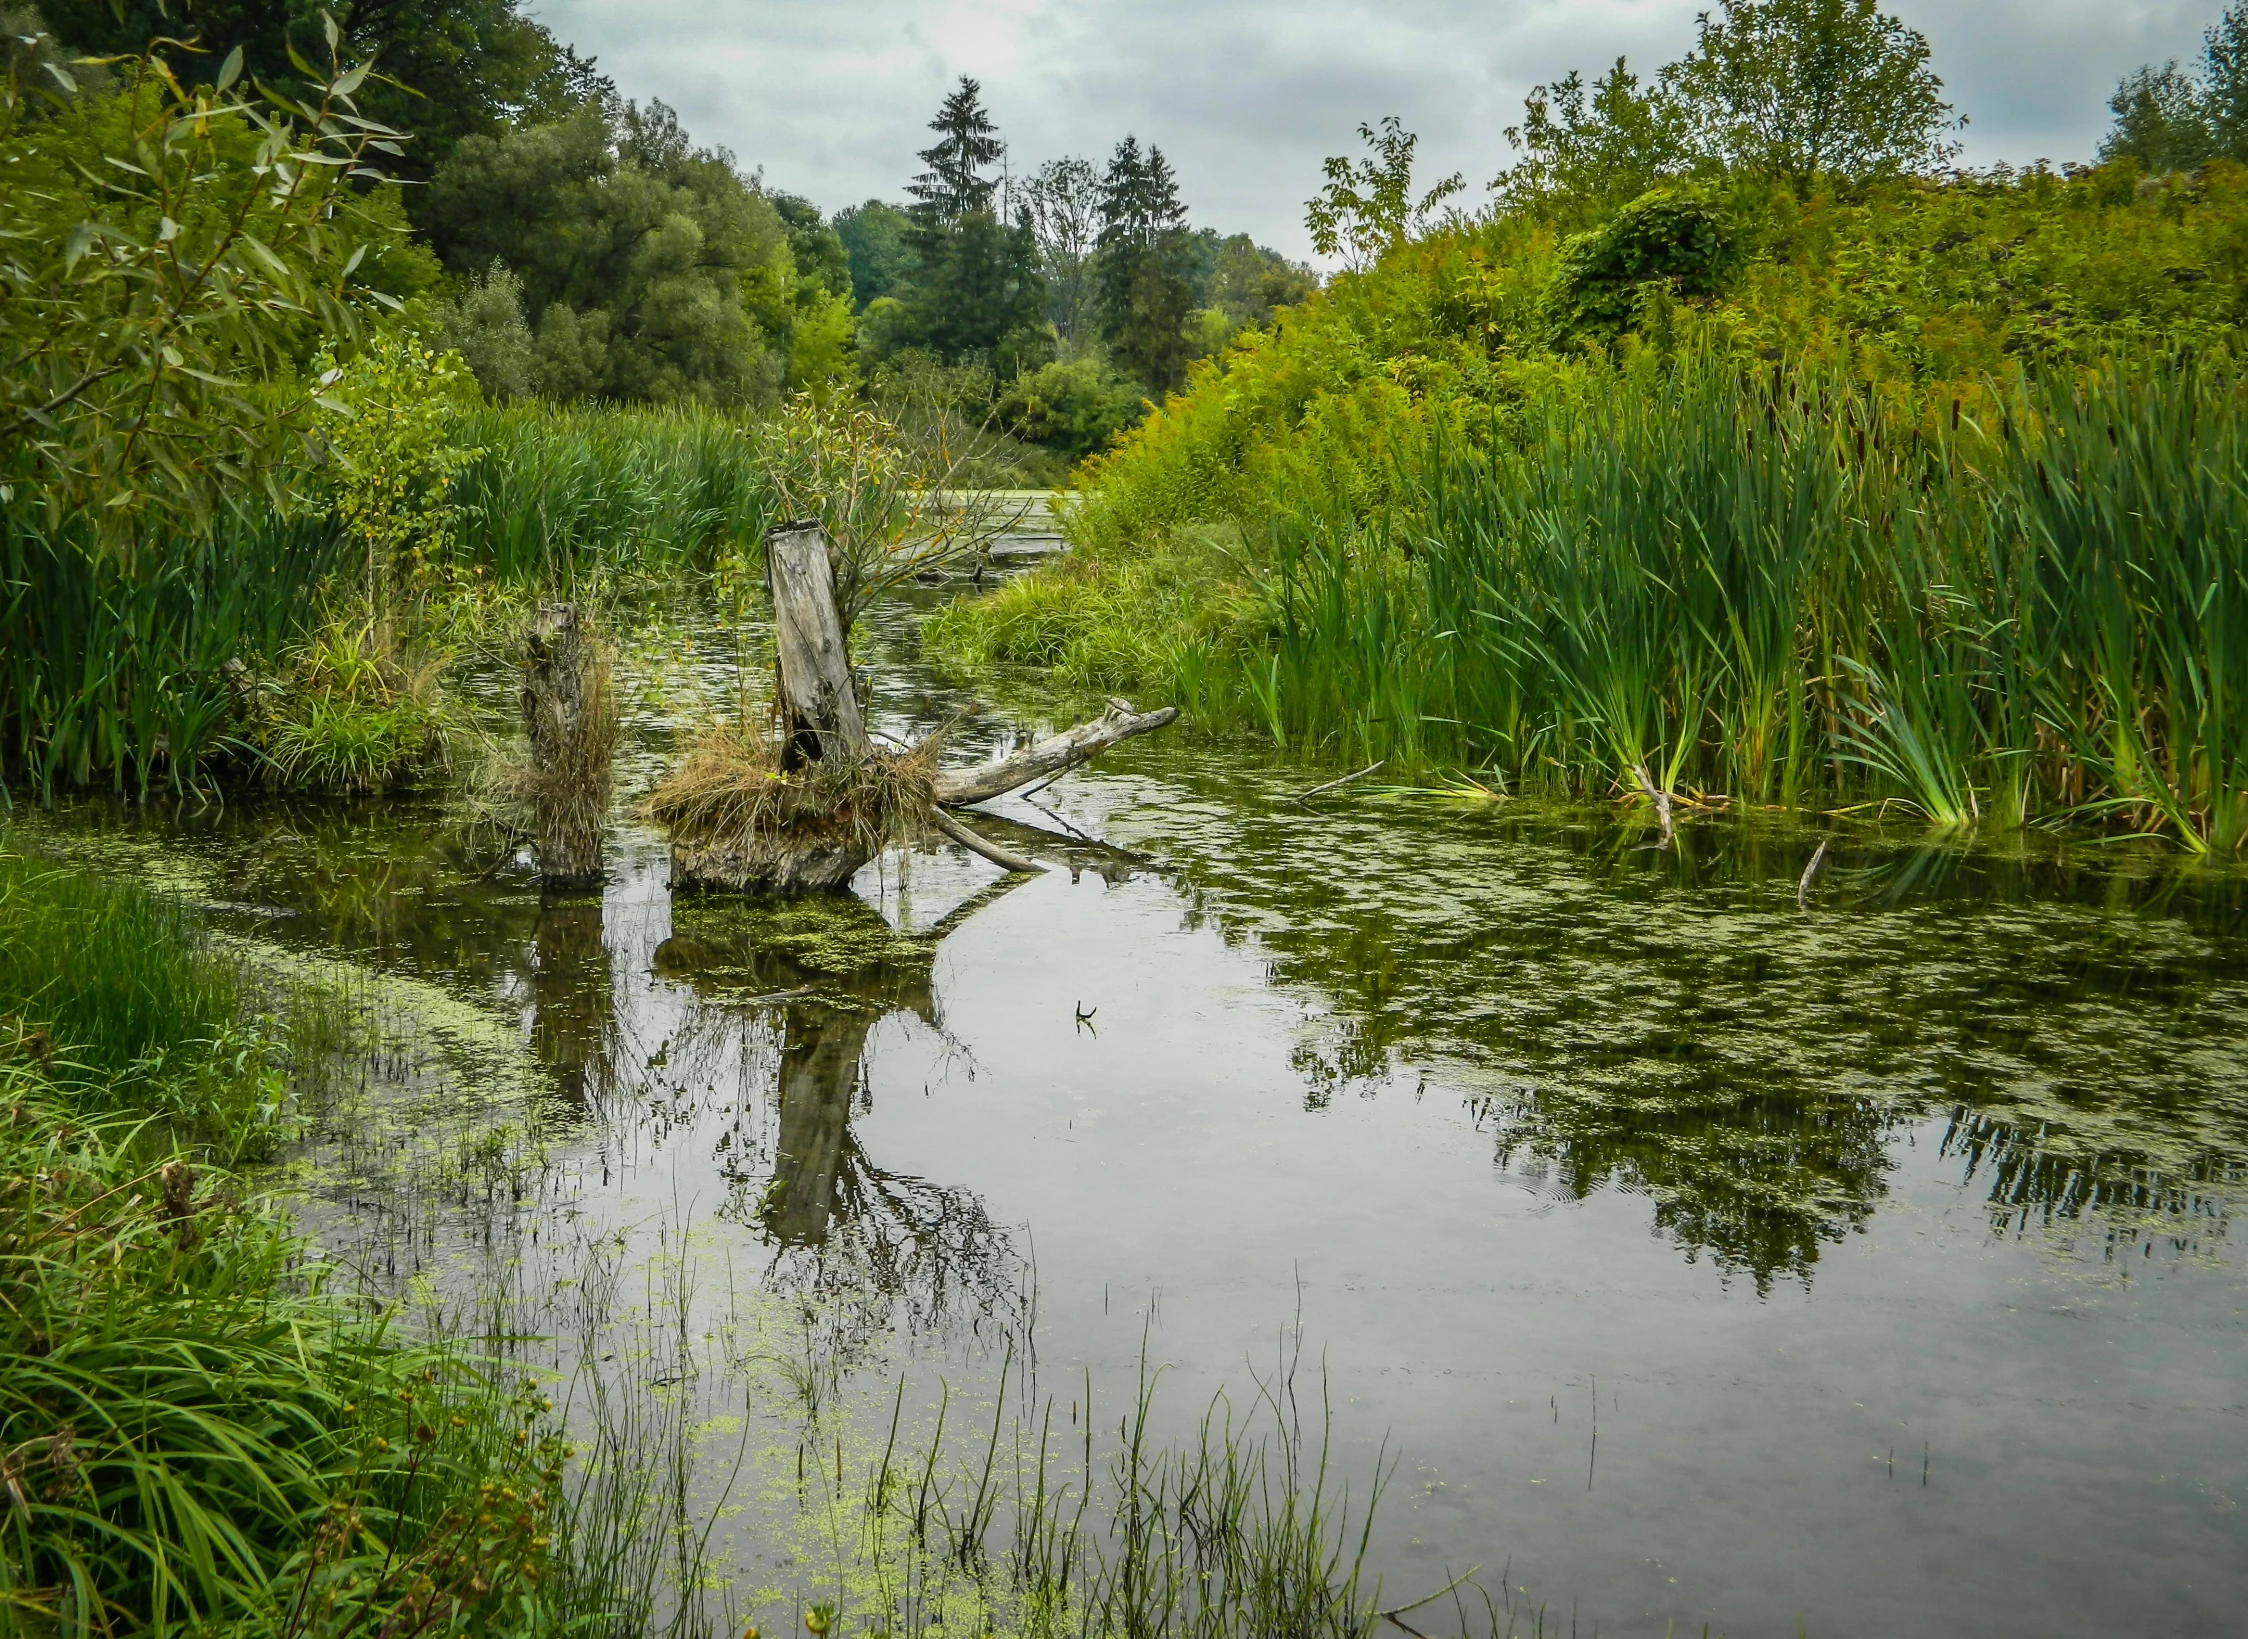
left=2103, top=2, right=2248, bottom=171
left=942, top=116, right=2248, bottom=848
left=921, top=526, right=1271, bottom=707
left=0, top=501, right=346, bottom=796
left=1022, top=157, right=1103, bottom=345
left=1542, top=188, right=1742, bottom=344
left=432, top=263, right=541, bottom=401
left=314, top=332, right=481, bottom=609
left=1495, top=57, right=1693, bottom=216
left=833, top=200, right=918, bottom=312
left=0, top=1075, right=583, bottom=1635
left=1205, top=232, right=1318, bottom=331
left=41, top=0, right=606, bottom=184
left=1493, top=0, right=1958, bottom=203
left=1304, top=116, right=1464, bottom=271
left=421, top=99, right=814, bottom=405
left=1673, top=0, right=1962, bottom=185
left=0, top=17, right=424, bottom=538
left=450, top=398, right=779, bottom=582
left=253, top=617, right=454, bottom=795
left=991, top=354, right=1145, bottom=460
left=1097, top=137, right=1199, bottom=393
left=0, top=844, right=279, bottom=1153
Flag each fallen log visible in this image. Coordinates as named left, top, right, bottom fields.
left=933, top=698, right=1179, bottom=807
left=928, top=807, right=1046, bottom=874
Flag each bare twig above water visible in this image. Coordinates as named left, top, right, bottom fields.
left=1631, top=763, right=1675, bottom=846
left=1295, top=761, right=1385, bottom=806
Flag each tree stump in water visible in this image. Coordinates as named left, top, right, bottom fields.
left=664, top=519, right=1180, bottom=894
left=521, top=603, right=616, bottom=888
left=765, top=519, right=869, bottom=768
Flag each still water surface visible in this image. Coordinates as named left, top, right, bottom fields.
left=46, top=595, right=2248, bottom=1636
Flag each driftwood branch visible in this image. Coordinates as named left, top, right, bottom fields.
left=934, top=698, right=1179, bottom=807
left=929, top=808, right=1047, bottom=874
left=1631, top=762, right=1675, bottom=846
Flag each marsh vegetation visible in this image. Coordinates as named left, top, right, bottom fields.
left=5, top=0, right=2248, bottom=1633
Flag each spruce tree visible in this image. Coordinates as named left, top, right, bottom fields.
left=1096, top=139, right=1198, bottom=394
left=909, top=78, right=1004, bottom=224
left=895, top=79, right=1046, bottom=364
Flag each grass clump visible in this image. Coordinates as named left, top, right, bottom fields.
left=644, top=720, right=936, bottom=868
left=0, top=1071, right=581, bottom=1636
left=920, top=526, right=1273, bottom=723
left=0, top=839, right=616, bottom=1635
left=248, top=617, right=457, bottom=796
left=0, top=842, right=298, bottom=1159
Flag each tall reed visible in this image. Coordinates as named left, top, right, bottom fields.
left=453, top=400, right=779, bottom=586
left=1253, top=352, right=2248, bottom=847
left=0, top=504, right=347, bottom=798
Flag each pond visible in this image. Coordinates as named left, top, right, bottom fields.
left=34, top=590, right=2248, bottom=1638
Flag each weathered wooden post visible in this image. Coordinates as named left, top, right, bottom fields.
left=521, top=603, right=615, bottom=887
left=764, top=519, right=868, bottom=769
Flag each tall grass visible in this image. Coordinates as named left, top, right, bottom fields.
left=1064, top=352, right=2248, bottom=847
left=0, top=839, right=628, bottom=1635
left=0, top=503, right=348, bottom=798
left=3, top=399, right=777, bottom=796
left=0, top=840, right=301, bottom=1155
left=0, top=1071, right=589, bottom=1637
left=453, top=400, right=779, bottom=586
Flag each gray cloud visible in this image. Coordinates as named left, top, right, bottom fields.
left=535, top=0, right=2228, bottom=258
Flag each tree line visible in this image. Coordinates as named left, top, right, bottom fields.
left=23, top=0, right=2248, bottom=472
left=25, top=2, right=1305, bottom=473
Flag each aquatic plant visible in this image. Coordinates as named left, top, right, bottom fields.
left=945, top=348, right=2248, bottom=848
left=253, top=617, right=457, bottom=795
left=0, top=1071, right=583, bottom=1636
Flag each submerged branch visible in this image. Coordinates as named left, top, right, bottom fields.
left=929, top=808, right=1046, bottom=874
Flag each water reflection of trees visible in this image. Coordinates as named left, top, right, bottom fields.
left=1153, top=779, right=2248, bottom=1288
left=653, top=886, right=1020, bottom=1342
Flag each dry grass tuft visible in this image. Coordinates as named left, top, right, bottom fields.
left=643, top=719, right=936, bottom=865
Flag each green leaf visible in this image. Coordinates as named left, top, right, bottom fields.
left=42, top=60, right=76, bottom=95
left=62, top=220, right=95, bottom=272
left=341, top=244, right=367, bottom=277
left=216, top=45, right=244, bottom=93
left=322, top=10, right=340, bottom=51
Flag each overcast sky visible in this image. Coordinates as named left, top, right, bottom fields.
left=535, top=0, right=2228, bottom=260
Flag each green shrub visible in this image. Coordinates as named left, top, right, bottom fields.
left=1541, top=186, right=1742, bottom=343
left=993, top=354, right=1147, bottom=460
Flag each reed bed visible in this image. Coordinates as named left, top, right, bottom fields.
left=1240, top=352, right=2248, bottom=849
left=1, top=398, right=776, bottom=797
left=452, top=400, right=780, bottom=586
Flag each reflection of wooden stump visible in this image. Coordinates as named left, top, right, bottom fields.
left=529, top=897, right=610, bottom=1106
left=654, top=893, right=938, bottom=1245
left=766, top=1005, right=877, bottom=1244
